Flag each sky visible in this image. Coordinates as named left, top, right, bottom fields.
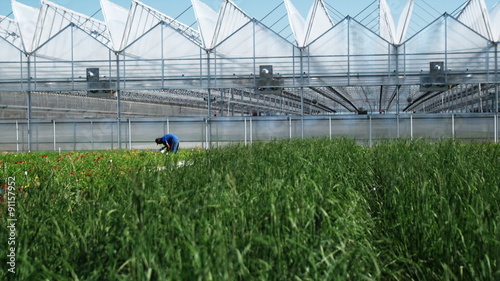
left=1, top=0, right=500, bottom=23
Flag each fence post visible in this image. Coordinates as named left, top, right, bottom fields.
left=90, top=120, right=94, bottom=150
left=205, top=118, right=209, bottom=149
left=16, top=120, right=19, bottom=152
left=369, top=114, right=372, bottom=147
left=396, top=86, right=400, bottom=138
left=410, top=114, right=413, bottom=140
left=243, top=118, right=247, bottom=145
left=250, top=118, right=253, bottom=144
left=73, top=122, right=77, bottom=151
left=128, top=119, right=132, bottom=149
left=451, top=114, right=455, bottom=140
left=329, top=117, right=332, bottom=139
left=53, top=120, right=56, bottom=151
left=495, top=114, right=498, bottom=143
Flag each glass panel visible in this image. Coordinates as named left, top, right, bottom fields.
left=371, top=116, right=399, bottom=140
left=252, top=118, right=290, bottom=141
left=30, top=122, right=54, bottom=151
left=412, top=115, right=452, bottom=139
left=303, top=118, right=331, bottom=138
left=455, top=115, right=494, bottom=142
left=0, top=123, right=21, bottom=151
left=331, top=116, right=370, bottom=141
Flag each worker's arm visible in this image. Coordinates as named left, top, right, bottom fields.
left=159, top=143, right=170, bottom=153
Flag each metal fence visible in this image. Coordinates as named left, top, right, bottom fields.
left=0, top=113, right=498, bottom=152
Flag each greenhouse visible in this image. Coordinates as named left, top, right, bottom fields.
left=0, top=0, right=499, bottom=150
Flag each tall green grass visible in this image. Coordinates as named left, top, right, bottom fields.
left=371, top=139, right=500, bottom=280
left=0, top=139, right=499, bottom=280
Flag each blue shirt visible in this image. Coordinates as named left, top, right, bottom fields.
left=161, top=134, right=179, bottom=145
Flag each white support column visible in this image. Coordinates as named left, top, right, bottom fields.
left=495, top=114, right=498, bottom=143
left=53, top=120, right=56, bottom=151
left=369, top=114, right=372, bottom=148
left=128, top=119, right=132, bottom=149
left=452, top=114, right=455, bottom=140
left=244, top=118, right=247, bottom=145
left=205, top=118, right=209, bottom=149
left=329, top=117, right=332, bottom=139
left=16, top=120, right=19, bottom=152
left=250, top=118, right=253, bottom=144
left=410, top=114, right=413, bottom=140
left=90, top=120, right=94, bottom=150
left=396, top=86, right=400, bottom=137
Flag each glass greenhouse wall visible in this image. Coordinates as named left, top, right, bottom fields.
left=0, top=114, right=498, bottom=152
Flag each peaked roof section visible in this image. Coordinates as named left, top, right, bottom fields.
left=490, top=2, right=500, bottom=41
left=395, top=0, right=414, bottom=44
left=212, top=0, right=252, bottom=48
left=100, top=0, right=128, bottom=51
left=12, top=0, right=110, bottom=53
left=192, top=0, right=251, bottom=50
left=403, top=14, right=492, bottom=74
left=306, top=17, right=396, bottom=84
left=11, top=0, right=38, bottom=52
left=0, top=15, right=22, bottom=50
left=284, top=0, right=334, bottom=47
left=214, top=18, right=296, bottom=58
left=379, top=0, right=395, bottom=43
left=379, top=0, right=414, bottom=44
left=303, top=0, right=334, bottom=46
left=122, top=0, right=201, bottom=50
left=283, top=0, right=306, bottom=46
left=36, top=0, right=109, bottom=50
left=191, top=0, right=218, bottom=49
left=456, top=0, right=493, bottom=41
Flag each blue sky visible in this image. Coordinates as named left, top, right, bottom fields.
left=1, top=0, right=499, bottom=23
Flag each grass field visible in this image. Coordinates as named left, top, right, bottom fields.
left=1, top=139, right=499, bottom=280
